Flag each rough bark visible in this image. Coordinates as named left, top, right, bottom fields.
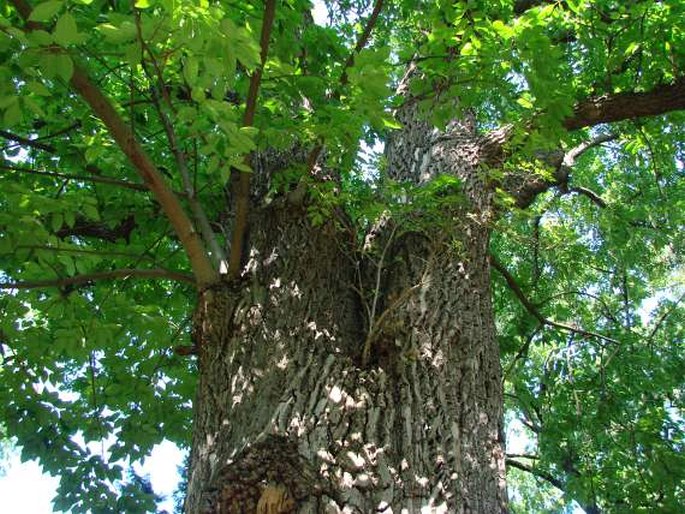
left=184, top=97, right=507, bottom=513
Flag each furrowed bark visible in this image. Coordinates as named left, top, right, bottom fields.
left=185, top=95, right=507, bottom=512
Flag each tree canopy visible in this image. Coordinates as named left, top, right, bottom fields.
left=0, top=0, right=683, bottom=512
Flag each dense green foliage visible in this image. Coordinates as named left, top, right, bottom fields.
left=0, top=0, right=683, bottom=512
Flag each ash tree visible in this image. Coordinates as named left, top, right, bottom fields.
left=0, top=0, right=683, bottom=512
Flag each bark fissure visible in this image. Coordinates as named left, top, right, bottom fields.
left=186, top=95, right=507, bottom=512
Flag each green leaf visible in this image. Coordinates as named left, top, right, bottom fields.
left=26, top=81, right=51, bottom=97
left=183, top=56, right=199, bottom=85
left=97, top=22, right=137, bottom=43
left=28, top=1, right=63, bottom=22
left=55, top=54, right=74, bottom=81
left=54, top=13, right=81, bottom=46
left=382, top=117, right=402, bottom=129
left=135, top=0, right=151, bottom=8
left=51, top=213, right=63, bottom=232
left=2, top=98, right=22, bottom=127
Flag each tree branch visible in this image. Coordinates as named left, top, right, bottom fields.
left=564, top=78, right=685, bottom=131
left=9, top=0, right=217, bottom=288
left=135, top=14, right=227, bottom=272
left=227, top=0, right=276, bottom=280
left=0, top=129, right=56, bottom=152
left=569, top=186, right=607, bottom=208
left=490, top=254, right=619, bottom=345
left=340, top=0, right=385, bottom=85
left=647, top=291, right=685, bottom=341
left=14, top=244, right=156, bottom=262
left=0, top=164, right=148, bottom=192
left=0, top=268, right=195, bottom=290
left=68, top=66, right=217, bottom=286
left=301, top=0, right=387, bottom=192
left=55, top=215, right=137, bottom=243
left=508, top=133, right=615, bottom=209
left=506, top=458, right=565, bottom=491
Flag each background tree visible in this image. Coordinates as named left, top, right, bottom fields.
left=0, top=0, right=683, bottom=512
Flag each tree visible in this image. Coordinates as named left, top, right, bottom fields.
left=0, top=0, right=683, bottom=512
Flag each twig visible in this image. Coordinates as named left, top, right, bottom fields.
left=0, top=268, right=195, bottom=290
left=369, top=224, right=397, bottom=336
left=490, top=254, right=620, bottom=345
left=647, top=291, right=685, bottom=341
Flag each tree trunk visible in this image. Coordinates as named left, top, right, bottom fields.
left=184, top=100, right=507, bottom=513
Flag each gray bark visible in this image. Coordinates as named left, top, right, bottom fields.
left=184, top=98, right=507, bottom=513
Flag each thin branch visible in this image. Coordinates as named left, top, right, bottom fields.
left=135, top=14, right=227, bottom=270
left=301, top=0, right=387, bottom=187
left=490, top=255, right=620, bottom=345
left=227, top=0, right=276, bottom=279
left=0, top=164, right=148, bottom=192
left=505, top=453, right=539, bottom=459
left=340, top=0, right=385, bottom=85
left=33, top=122, right=82, bottom=142
left=569, top=186, right=607, bottom=208
left=0, top=129, right=56, bottom=152
left=647, top=291, right=685, bottom=341
left=10, top=0, right=217, bottom=288
left=0, top=268, right=195, bottom=290
left=506, top=458, right=565, bottom=491
left=14, top=244, right=156, bottom=262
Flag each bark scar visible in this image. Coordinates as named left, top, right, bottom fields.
left=256, top=484, right=295, bottom=513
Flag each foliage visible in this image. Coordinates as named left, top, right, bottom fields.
left=0, top=0, right=683, bottom=512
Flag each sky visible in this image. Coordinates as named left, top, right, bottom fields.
left=0, top=440, right=185, bottom=513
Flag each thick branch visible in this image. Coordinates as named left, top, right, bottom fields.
left=0, top=268, right=195, bottom=290
left=564, top=78, right=685, bottom=131
left=10, top=0, right=217, bottom=288
left=69, top=66, right=216, bottom=287
left=509, top=133, right=615, bottom=209
left=227, top=0, right=276, bottom=280
left=490, top=255, right=619, bottom=345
